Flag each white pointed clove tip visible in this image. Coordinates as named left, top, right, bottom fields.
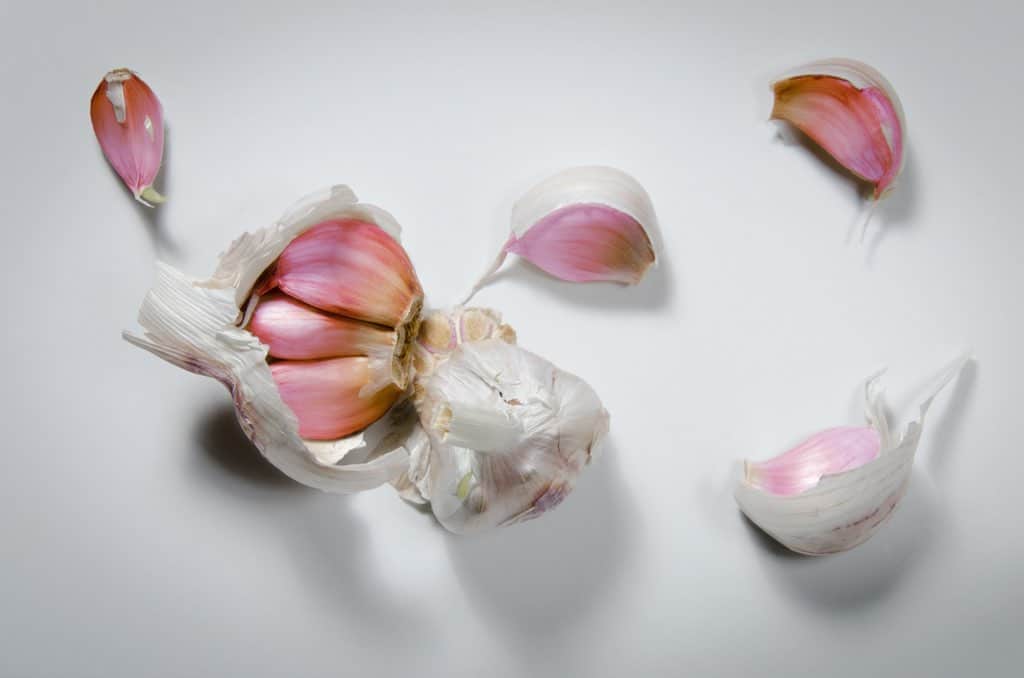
left=735, top=355, right=970, bottom=555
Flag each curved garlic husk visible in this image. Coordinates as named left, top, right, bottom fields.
left=735, top=355, right=969, bottom=555
left=413, top=332, right=609, bottom=534
left=463, top=166, right=658, bottom=302
left=124, top=185, right=424, bottom=492
left=771, top=58, right=905, bottom=205
left=90, top=68, right=166, bottom=206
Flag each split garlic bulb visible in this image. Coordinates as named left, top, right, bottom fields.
left=464, top=166, right=658, bottom=302
left=409, top=311, right=609, bottom=533
left=735, top=355, right=969, bottom=555
left=124, top=185, right=423, bottom=491
left=771, top=58, right=906, bottom=200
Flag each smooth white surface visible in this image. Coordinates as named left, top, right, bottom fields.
left=1, top=1, right=1021, bottom=675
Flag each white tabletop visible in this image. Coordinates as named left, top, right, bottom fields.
left=2, top=1, right=1019, bottom=675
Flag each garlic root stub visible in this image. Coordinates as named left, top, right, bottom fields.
left=248, top=219, right=423, bottom=440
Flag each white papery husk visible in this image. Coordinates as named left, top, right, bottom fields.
left=124, top=185, right=417, bottom=492
left=734, top=355, right=969, bottom=555
left=414, top=337, right=609, bottom=534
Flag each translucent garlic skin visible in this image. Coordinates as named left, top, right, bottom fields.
left=771, top=58, right=906, bottom=199
left=414, top=337, right=609, bottom=534
left=124, top=186, right=420, bottom=492
left=90, top=68, right=166, bottom=206
left=735, top=356, right=969, bottom=555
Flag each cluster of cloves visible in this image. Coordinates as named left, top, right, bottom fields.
left=106, top=57, right=967, bottom=551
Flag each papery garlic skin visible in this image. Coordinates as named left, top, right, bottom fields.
left=124, top=186, right=420, bottom=492
left=735, top=356, right=969, bottom=555
left=414, top=337, right=608, bottom=534
left=463, top=166, right=658, bottom=302
left=771, top=59, right=905, bottom=200
left=90, top=68, right=166, bottom=206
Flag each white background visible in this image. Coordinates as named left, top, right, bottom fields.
left=2, top=1, right=1020, bottom=675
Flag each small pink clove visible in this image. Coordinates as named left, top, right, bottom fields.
left=744, top=426, right=881, bottom=496
left=90, top=68, right=166, bottom=206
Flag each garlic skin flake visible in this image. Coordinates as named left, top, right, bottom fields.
left=90, top=68, right=166, bottom=206
left=464, top=166, right=658, bottom=302
left=124, top=186, right=420, bottom=492
left=735, top=355, right=969, bottom=556
left=771, top=59, right=906, bottom=200
left=414, top=335, right=609, bottom=534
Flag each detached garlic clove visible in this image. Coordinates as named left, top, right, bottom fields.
left=463, top=166, right=658, bottom=302
left=771, top=58, right=905, bottom=200
left=415, top=336, right=608, bottom=534
left=735, top=355, right=970, bottom=555
left=90, top=68, right=166, bottom=206
left=124, top=186, right=423, bottom=492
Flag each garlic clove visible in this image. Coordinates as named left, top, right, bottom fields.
left=463, top=166, right=658, bottom=302
left=124, top=186, right=419, bottom=493
left=415, top=337, right=608, bottom=534
left=261, top=219, right=422, bottom=328
left=90, top=68, right=166, bottom=206
left=735, top=355, right=969, bottom=555
left=744, top=426, right=881, bottom=497
left=270, top=357, right=401, bottom=440
left=771, top=58, right=905, bottom=200
left=505, top=203, right=654, bottom=284
left=248, top=291, right=396, bottom=361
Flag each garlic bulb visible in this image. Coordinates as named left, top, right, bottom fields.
left=124, top=185, right=423, bottom=491
left=771, top=58, right=905, bottom=201
left=411, top=321, right=609, bottom=534
left=735, top=355, right=969, bottom=555
left=90, top=68, right=166, bottom=206
left=463, top=166, right=658, bottom=302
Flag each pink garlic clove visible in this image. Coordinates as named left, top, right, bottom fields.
left=771, top=59, right=905, bottom=199
left=248, top=291, right=396, bottom=361
left=462, top=166, right=659, bottom=303
left=744, top=426, right=881, bottom=497
left=503, top=203, right=654, bottom=284
left=262, top=219, right=422, bottom=328
left=270, top=357, right=401, bottom=440
left=90, top=68, right=166, bottom=206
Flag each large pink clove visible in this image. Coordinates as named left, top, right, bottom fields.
left=249, top=291, right=396, bottom=361
left=90, top=68, right=166, bottom=206
left=270, top=357, right=401, bottom=440
left=263, top=219, right=422, bottom=328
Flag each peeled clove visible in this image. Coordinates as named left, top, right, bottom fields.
left=770, top=59, right=905, bottom=234
left=124, top=186, right=423, bottom=492
left=463, top=166, right=658, bottom=302
left=735, top=355, right=970, bottom=555
left=90, top=68, right=166, bottom=206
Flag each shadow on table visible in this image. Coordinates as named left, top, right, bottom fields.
left=190, top=405, right=430, bottom=637
left=445, top=439, right=636, bottom=656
